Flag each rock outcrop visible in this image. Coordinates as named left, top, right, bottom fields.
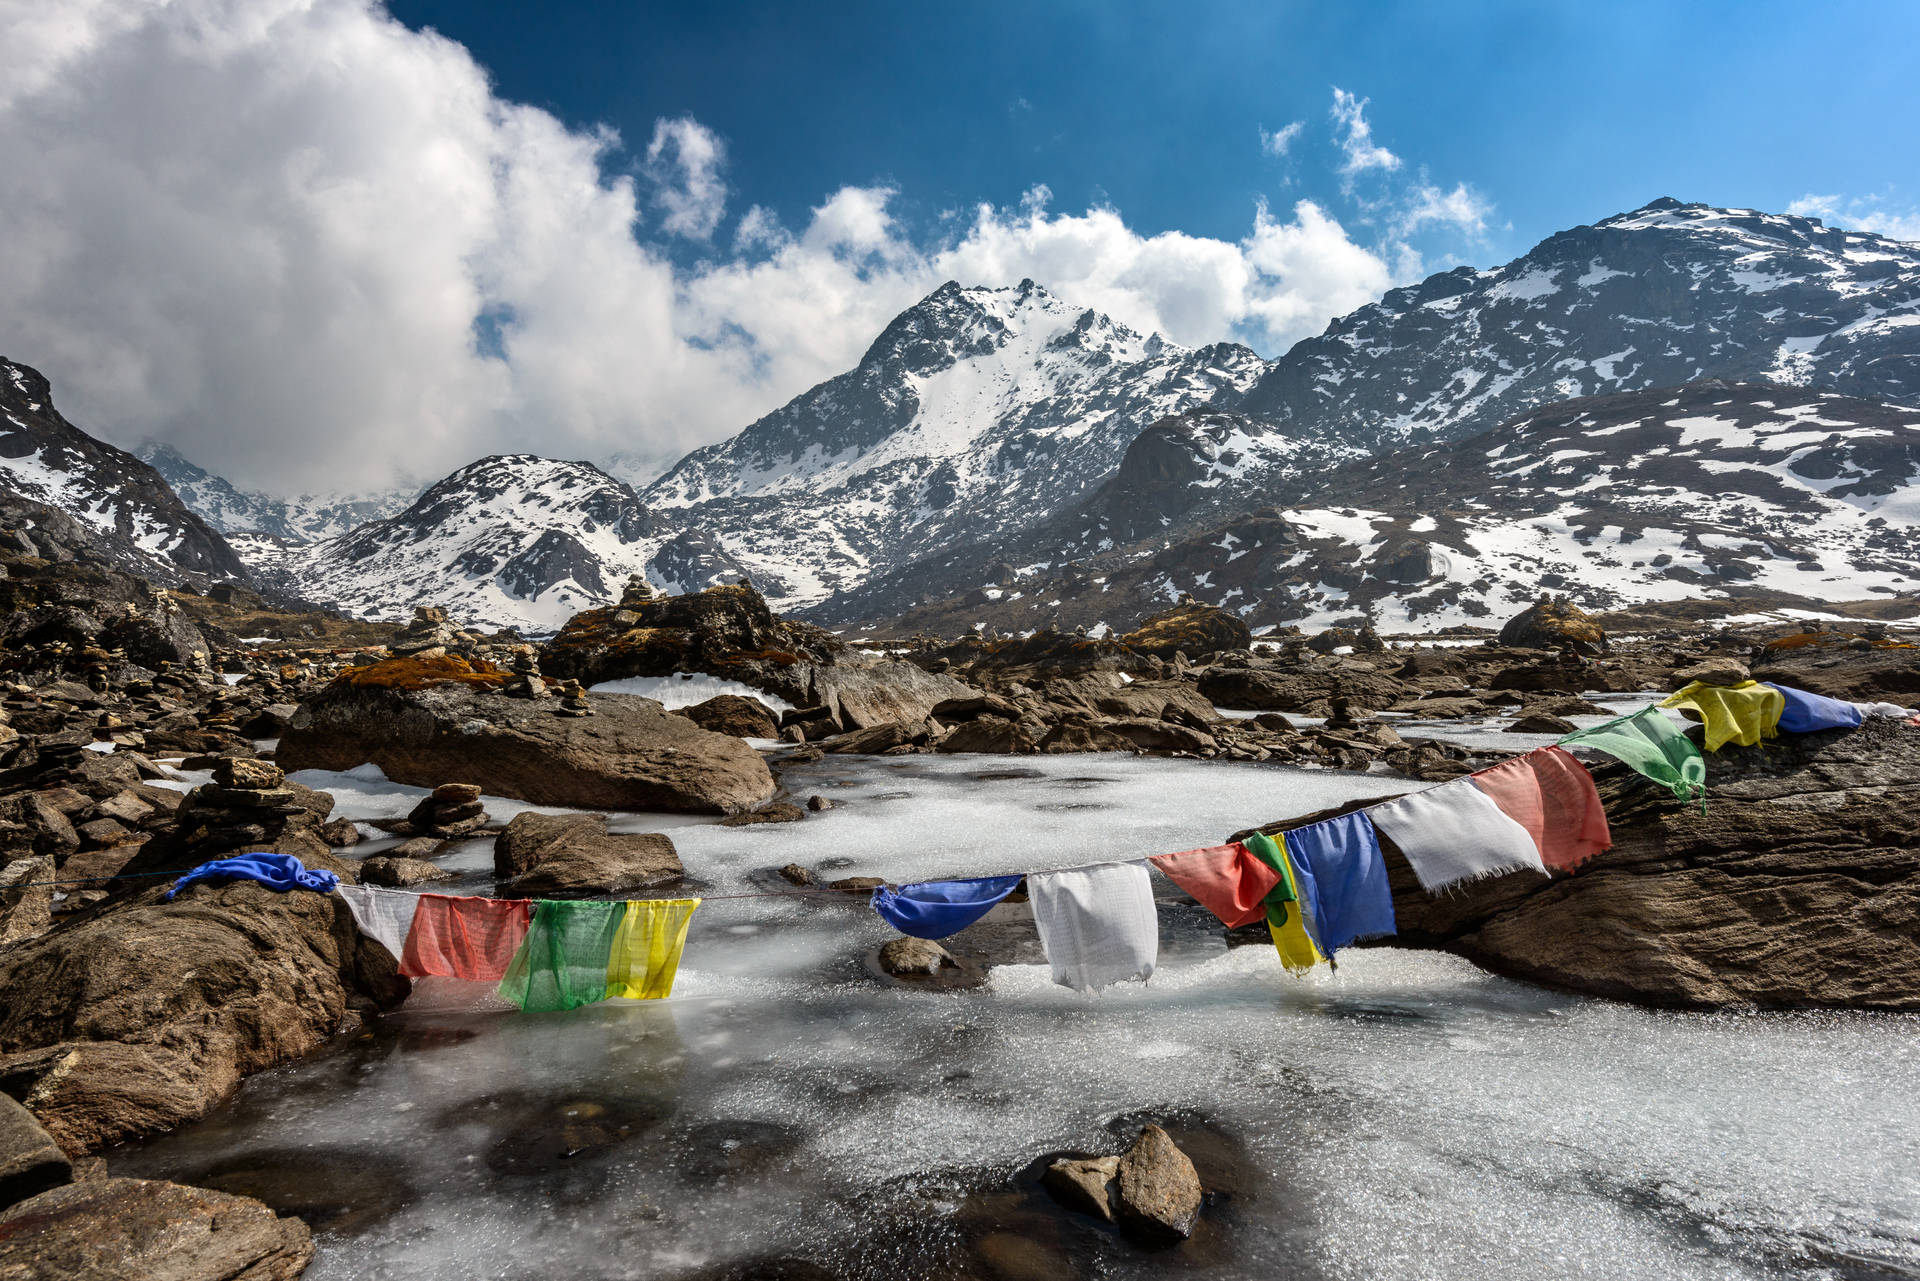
left=278, top=661, right=775, bottom=813
left=1751, top=636, right=1920, bottom=702
left=0, top=881, right=407, bottom=1152
left=1498, top=593, right=1608, bottom=654
left=1241, top=717, right=1920, bottom=1010
left=0, top=1176, right=314, bottom=1281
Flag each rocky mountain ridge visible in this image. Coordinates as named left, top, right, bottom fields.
left=135, top=441, right=416, bottom=544
left=0, top=359, right=246, bottom=585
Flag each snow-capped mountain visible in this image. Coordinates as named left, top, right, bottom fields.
left=0, top=358, right=246, bottom=583
left=136, top=442, right=416, bottom=543
left=291, top=455, right=666, bottom=632
left=868, top=381, right=1920, bottom=635
left=643, top=279, right=1273, bottom=606
left=1232, top=198, right=1920, bottom=451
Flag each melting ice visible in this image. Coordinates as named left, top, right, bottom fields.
left=115, top=751, right=1920, bottom=1280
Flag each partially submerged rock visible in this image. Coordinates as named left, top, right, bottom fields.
left=279, top=680, right=775, bottom=814
left=1041, top=1124, right=1203, bottom=1245
left=493, top=811, right=683, bottom=898
left=678, top=693, right=781, bottom=739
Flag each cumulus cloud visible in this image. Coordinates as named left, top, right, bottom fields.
left=1330, top=87, right=1400, bottom=183
left=1260, top=121, right=1304, bottom=158
left=1787, top=193, right=1920, bottom=243
left=645, top=116, right=728, bottom=240
left=0, top=0, right=1453, bottom=494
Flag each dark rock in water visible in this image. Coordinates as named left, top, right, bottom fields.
left=1498, top=592, right=1608, bottom=654
left=1118, top=602, right=1251, bottom=659
left=318, top=816, right=363, bottom=847
left=777, top=863, right=816, bottom=886
left=936, top=717, right=1038, bottom=754
left=1041, top=1155, right=1119, bottom=1222
left=279, top=675, right=775, bottom=814
left=358, top=854, right=451, bottom=887
left=1114, top=1124, right=1204, bottom=1245
left=478, top=1094, right=666, bottom=1177
left=0, top=1092, right=71, bottom=1209
left=805, top=794, right=833, bottom=812
left=188, top=1146, right=417, bottom=1237
left=679, top=693, right=781, bottom=740
left=827, top=877, right=884, bottom=895
left=0, top=882, right=407, bottom=1152
left=671, top=1119, right=804, bottom=1180
left=0, top=1176, right=313, bottom=1280
left=1505, top=713, right=1575, bottom=734
left=825, top=719, right=933, bottom=755
left=719, top=802, right=806, bottom=827
left=493, top=811, right=683, bottom=898
left=877, top=936, right=956, bottom=976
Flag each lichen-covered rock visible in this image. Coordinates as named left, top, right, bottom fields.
left=1751, top=638, right=1920, bottom=702
left=279, top=682, right=775, bottom=814
left=1498, top=593, right=1608, bottom=654
left=1118, top=602, right=1252, bottom=659
left=0, top=1176, right=313, bottom=1281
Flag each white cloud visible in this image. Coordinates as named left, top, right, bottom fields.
left=1787, top=193, right=1920, bottom=243
left=1330, top=87, right=1400, bottom=182
left=0, top=0, right=1436, bottom=494
left=1260, top=121, right=1304, bottom=158
left=1397, top=181, right=1494, bottom=238
left=645, top=116, right=728, bottom=240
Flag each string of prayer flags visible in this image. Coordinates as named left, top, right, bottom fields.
left=336, top=883, right=421, bottom=961
left=1469, top=746, right=1612, bottom=873
left=605, top=898, right=701, bottom=1000
left=1027, top=861, right=1159, bottom=991
left=400, top=893, right=534, bottom=982
left=1557, top=706, right=1707, bottom=803
left=1240, top=832, right=1322, bottom=973
left=1766, top=683, right=1864, bottom=734
left=498, top=899, right=626, bottom=1012
left=1367, top=779, right=1547, bottom=893
left=1277, top=812, right=1396, bottom=955
left=1659, top=680, right=1784, bottom=752
left=1147, top=843, right=1281, bottom=929
left=870, top=876, right=1023, bottom=939
left=1853, top=699, right=1920, bottom=720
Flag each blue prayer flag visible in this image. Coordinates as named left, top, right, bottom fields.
left=871, top=875, right=1023, bottom=939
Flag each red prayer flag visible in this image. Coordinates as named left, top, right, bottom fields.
left=1148, top=842, right=1282, bottom=928
left=399, top=893, right=534, bottom=981
left=1469, top=746, right=1612, bottom=873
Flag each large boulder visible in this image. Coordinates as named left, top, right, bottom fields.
left=1118, top=602, right=1252, bottom=659
left=0, top=882, right=407, bottom=1152
left=678, top=694, right=781, bottom=739
left=1498, top=593, right=1607, bottom=655
left=0, top=1093, right=69, bottom=1208
left=1239, top=717, right=1920, bottom=1010
left=0, top=1177, right=313, bottom=1281
left=279, top=676, right=775, bottom=814
left=493, top=811, right=684, bottom=898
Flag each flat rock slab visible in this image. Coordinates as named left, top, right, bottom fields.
left=279, top=683, right=775, bottom=814
left=0, top=1177, right=312, bottom=1281
left=494, top=811, right=683, bottom=898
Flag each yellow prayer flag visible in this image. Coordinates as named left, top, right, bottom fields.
left=605, top=898, right=701, bottom=1000
left=1659, top=680, right=1784, bottom=752
left=1268, top=835, right=1322, bottom=975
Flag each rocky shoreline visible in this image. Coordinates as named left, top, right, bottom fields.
left=2, top=526, right=1917, bottom=1275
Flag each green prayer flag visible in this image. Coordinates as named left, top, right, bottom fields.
left=1242, top=831, right=1299, bottom=928
left=498, top=899, right=626, bottom=1012
left=1557, top=706, right=1706, bottom=803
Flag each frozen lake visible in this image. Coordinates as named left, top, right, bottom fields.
left=116, top=750, right=1920, bottom=1279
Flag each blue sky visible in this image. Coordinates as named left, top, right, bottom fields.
left=390, top=0, right=1920, bottom=269
left=6, top=0, right=1917, bottom=492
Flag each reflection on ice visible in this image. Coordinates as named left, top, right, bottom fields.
left=112, top=751, right=1920, bottom=1280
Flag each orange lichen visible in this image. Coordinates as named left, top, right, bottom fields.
left=332, top=654, right=509, bottom=691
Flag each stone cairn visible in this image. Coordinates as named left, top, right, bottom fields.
left=553, top=678, right=592, bottom=717
left=381, top=782, right=489, bottom=838
left=504, top=648, right=548, bottom=700
left=390, top=606, right=459, bottom=659
left=172, top=758, right=309, bottom=861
